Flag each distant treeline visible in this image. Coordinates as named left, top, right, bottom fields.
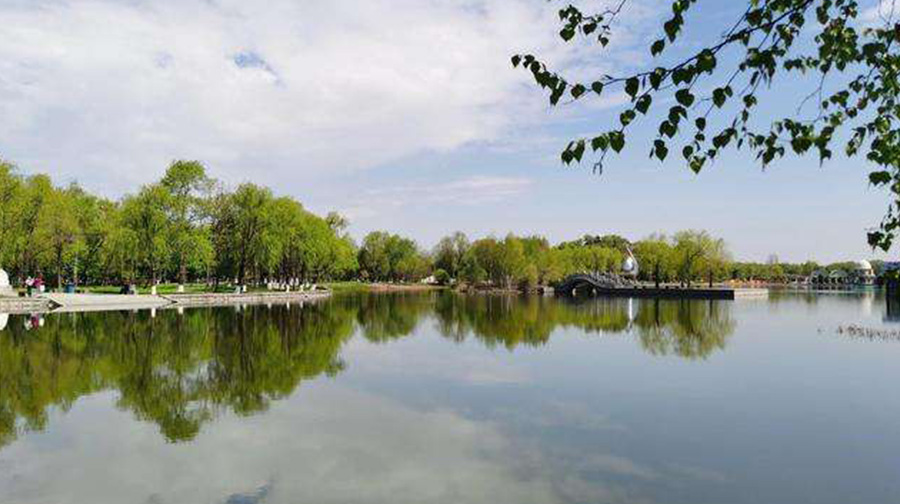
left=0, top=160, right=876, bottom=289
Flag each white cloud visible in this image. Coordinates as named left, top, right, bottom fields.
left=341, top=174, right=533, bottom=221
left=0, top=0, right=664, bottom=195
left=861, top=0, right=898, bottom=26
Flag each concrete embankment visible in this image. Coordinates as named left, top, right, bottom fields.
left=0, top=290, right=330, bottom=314
left=566, top=287, right=769, bottom=300
left=0, top=297, right=52, bottom=314
left=162, top=290, right=330, bottom=308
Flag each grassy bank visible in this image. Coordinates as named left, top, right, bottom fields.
left=326, top=282, right=445, bottom=294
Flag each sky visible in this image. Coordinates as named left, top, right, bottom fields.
left=0, top=0, right=895, bottom=263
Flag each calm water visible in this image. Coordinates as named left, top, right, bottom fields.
left=0, top=291, right=898, bottom=504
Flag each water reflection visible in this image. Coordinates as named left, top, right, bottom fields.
left=433, top=294, right=735, bottom=357
left=0, top=293, right=735, bottom=448
left=0, top=303, right=355, bottom=447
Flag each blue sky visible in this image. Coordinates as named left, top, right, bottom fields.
left=0, top=0, right=893, bottom=263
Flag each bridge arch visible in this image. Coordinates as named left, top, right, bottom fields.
left=556, top=273, right=635, bottom=297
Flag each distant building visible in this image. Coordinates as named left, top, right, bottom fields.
left=809, top=261, right=875, bottom=286
left=849, top=260, right=876, bottom=286
left=809, top=269, right=828, bottom=284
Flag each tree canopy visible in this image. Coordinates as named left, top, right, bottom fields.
left=515, top=0, right=900, bottom=250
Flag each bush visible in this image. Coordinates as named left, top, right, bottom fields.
left=433, top=268, right=451, bottom=286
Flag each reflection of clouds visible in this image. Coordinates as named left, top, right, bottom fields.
left=579, top=454, right=659, bottom=480
left=665, top=463, right=730, bottom=484
left=344, top=333, right=531, bottom=386
left=492, top=400, right=627, bottom=433
left=2, top=384, right=630, bottom=504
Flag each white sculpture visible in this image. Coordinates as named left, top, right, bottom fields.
left=622, top=247, right=639, bottom=279
left=0, top=268, right=14, bottom=297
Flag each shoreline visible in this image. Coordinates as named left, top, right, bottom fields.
left=0, top=290, right=331, bottom=315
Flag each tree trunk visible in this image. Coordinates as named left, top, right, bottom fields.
left=56, top=249, right=63, bottom=290
left=179, top=252, right=187, bottom=286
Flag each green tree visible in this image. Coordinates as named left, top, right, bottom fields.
left=358, top=231, right=426, bottom=282
left=633, top=235, right=676, bottom=287
left=34, top=187, right=81, bottom=289
left=515, top=0, right=900, bottom=250
left=325, top=211, right=349, bottom=234
left=213, top=183, right=276, bottom=286
left=101, top=214, right=140, bottom=284
left=121, top=185, right=171, bottom=284
left=160, top=160, right=213, bottom=286
left=673, top=230, right=731, bottom=286
left=433, top=268, right=451, bottom=286
left=0, top=161, right=24, bottom=273
left=433, top=231, right=470, bottom=279
left=13, top=174, right=54, bottom=277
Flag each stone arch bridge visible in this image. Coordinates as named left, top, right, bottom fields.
left=556, top=273, right=636, bottom=297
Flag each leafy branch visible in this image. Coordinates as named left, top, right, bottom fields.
left=514, top=0, right=900, bottom=251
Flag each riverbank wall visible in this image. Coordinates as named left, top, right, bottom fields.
left=0, top=290, right=331, bottom=314
left=163, top=290, right=330, bottom=307
left=560, top=286, right=769, bottom=300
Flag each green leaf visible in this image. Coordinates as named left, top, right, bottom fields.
left=561, top=146, right=574, bottom=164
left=659, top=121, right=677, bottom=138
left=571, top=84, right=587, bottom=99
left=653, top=139, right=668, bottom=160
left=869, top=171, right=891, bottom=186
left=649, top=69, right=664, bottom=89
left=695, top=117, right=706, bottom=131
left=690, top=156, right=705, bottom=173
left=651, top=39, right=666, bottom=56
left=591, top=81, right=604, bottom=95
left=635, top=95, right=652, bottom=114
left=625, top=78, right=639, bottom=99
left=712, top=88, right=727, bottom=108
left=697, top=50, right=717, bottom=73
left=609, top=131, right=625, bottom=153
left=573, top=140, right=586, bottom=161
left=675, top=89, right=695, bottom=107
left=591, top=135, right=608, bottom=151
left=511, top=55, right=522, bottom=68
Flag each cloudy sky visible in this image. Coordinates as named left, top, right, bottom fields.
left=0, top=0, right=894, bottom=262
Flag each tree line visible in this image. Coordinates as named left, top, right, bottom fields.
left=433, top=230, right=733, bottom=289
left=0, top=160, right=357, bottom=289
left=0, top=159, right=873, bottom=290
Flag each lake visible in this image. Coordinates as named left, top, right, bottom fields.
left=0, top=291, right=898, bottom=504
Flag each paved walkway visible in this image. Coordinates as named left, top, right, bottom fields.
left=1, top=290, right=331, bottom=314
left=45, top=293, right=173, bottom=312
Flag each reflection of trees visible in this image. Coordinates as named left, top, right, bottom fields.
left=434, top=295, right=559, bottom=349
left=432, top=293, right=735, bottom=358
left=351, top=293, right=433, bottom=343
left=632, top=299, right=735, bottom=359
left=0, top=303, right=356, bottom=446
left=0, top=293, right=738, bottom=448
